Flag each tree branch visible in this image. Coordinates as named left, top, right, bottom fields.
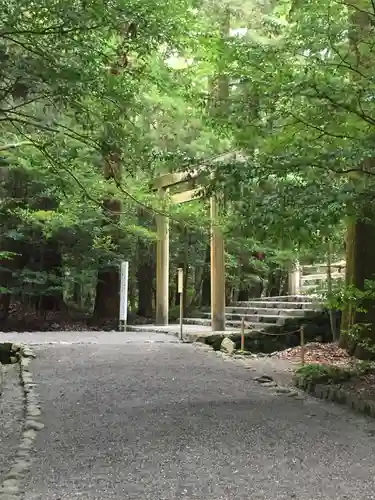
left=288, top=111, right=358, bottom=141
left=1, top=34, right=55, bottom=63
left=0, top=24, right=100, bottom=37
left=3, top=95, right=52, bottom=112
left=0, top=141, right=32, bottom=152
left=311, top=84, right=375, bottom=127
left=2, top=112, right=99, bottom=148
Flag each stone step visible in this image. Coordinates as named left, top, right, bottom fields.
left=233, top=295, right=315, bottom=304
left=225, top=307, right=310, bottom=317
left=230, top=301, right=320, bottom=310
left=183, top=318, right=277, bottom=330
left=202, top=312, right=299, bottom=325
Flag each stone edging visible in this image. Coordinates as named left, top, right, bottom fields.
left=0, top=343, right=44, bottom=499
left=295, top=378, right=375, bottom=418
left=0, top=344, right=19, bottom=396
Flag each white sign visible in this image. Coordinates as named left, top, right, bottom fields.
left=119, top=261, right=129, bottom=324
left=177, top=268, right=183, bottom=294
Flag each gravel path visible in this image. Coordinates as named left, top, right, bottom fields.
left=5, top=331, right=374, bottom=500
left=0, top=330, right=180, bottom=345
left=0, top=364, right=24, bottom=479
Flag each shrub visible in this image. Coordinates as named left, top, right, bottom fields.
left=295, top=363, right=351, bottom=386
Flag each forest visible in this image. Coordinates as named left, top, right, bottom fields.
left=0, top=0, right=374, bottom=355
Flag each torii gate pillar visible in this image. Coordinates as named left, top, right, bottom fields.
left=155, top=189, right=169, bottom=325
left=210, top=195, right=225, bottom=331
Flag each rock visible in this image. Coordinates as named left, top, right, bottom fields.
left=286, top=390, right=299, bottom=397
left=16, top=450, right=29, bottom=459
left=275, top=387, right=294, bottom=395
left=27, top=405, right=41, bottom=417
left=22, top=429, right=37, bottom=440
left=254, top=375, right=273, bottom=383
left=204, top=334, right=226, bottom=350
left=2, top=480, right=18, bottom=488
left=22, top=349, right=35, bottom=358
left=23, top=384, right=35, bottom=394
left=235, top=350, right=253, bottom=356
left=24, top=420, right=44, bottom=431
left=261, top=381, right=278, bottom=388
left=26, top=395, right=39, bottom=405
left=21, top=357, right=31, bottom=368
left=0, top=494, right=21, bottom=500
left=0, top=485, right=19, bottom=495
left=6, top=460, right=30, bottom=476
left=25, top=389, right=38, bottom=398
left=19, top=438, right=33, bottom=450
left=220, top=337, right=236, bottom=354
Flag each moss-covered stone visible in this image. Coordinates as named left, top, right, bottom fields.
left=0, top=343, right=14, bottom=365
left=229, top=309, right=341, bottom=354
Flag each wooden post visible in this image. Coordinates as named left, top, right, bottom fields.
left=210, top=195, right=225, bottom=332
left=240, top=317, right=245, bottom=351
left=156, top=188, right=169, bottom=325
left=300, top=325, right=305, bottom=365
left=178, top=268, right=183, bottom=340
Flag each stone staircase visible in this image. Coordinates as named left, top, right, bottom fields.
left=185, top=295, right=322, bottom=331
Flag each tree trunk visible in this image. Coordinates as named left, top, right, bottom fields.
left=136, top=209, right=154, bottom=318
left=238, top=287, right=249, bottom=301
left=95, top=267, right=120, bottom=319
left=94, top=198, right=122, bottom=320
left=0, top=244, right=12, bottom=321
left=339, top=0, right=375, bottom=356
left=73, top=281, right=80, bottom=306
left=93, top=141, right=124, bottom=321
left=137, top=254, right=154, bottom=317
left=38, top=240, right=65, bottom=313
left=340, top=217, right=375, bottom=357
left=267, top=268, right=283, bottom=297
left=0, top=293, right=10, bottom=321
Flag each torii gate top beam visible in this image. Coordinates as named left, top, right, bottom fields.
left=152, top=150, right=243, bottom=191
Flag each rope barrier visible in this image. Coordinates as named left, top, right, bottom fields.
left=247, top=327, right=302, bottom=337
left=240, top=323, right=306, bottom=363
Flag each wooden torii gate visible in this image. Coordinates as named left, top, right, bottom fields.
left=153, top=156, right=233, bottom=332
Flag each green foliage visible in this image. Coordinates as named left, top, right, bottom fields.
left=347, top=323, right=375, bottom=357
left=295, top=363, right=352, bottom=386
left=295, top=360, right=375, bottom=387
left=320, top=280, right=375, bottom=314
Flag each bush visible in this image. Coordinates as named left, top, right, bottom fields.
left=295, top=363, right=351, bottom=386
left=295, top=361, right=375, bottom=388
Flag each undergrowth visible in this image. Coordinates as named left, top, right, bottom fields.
left=295, top=361, right=375, bottom=387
